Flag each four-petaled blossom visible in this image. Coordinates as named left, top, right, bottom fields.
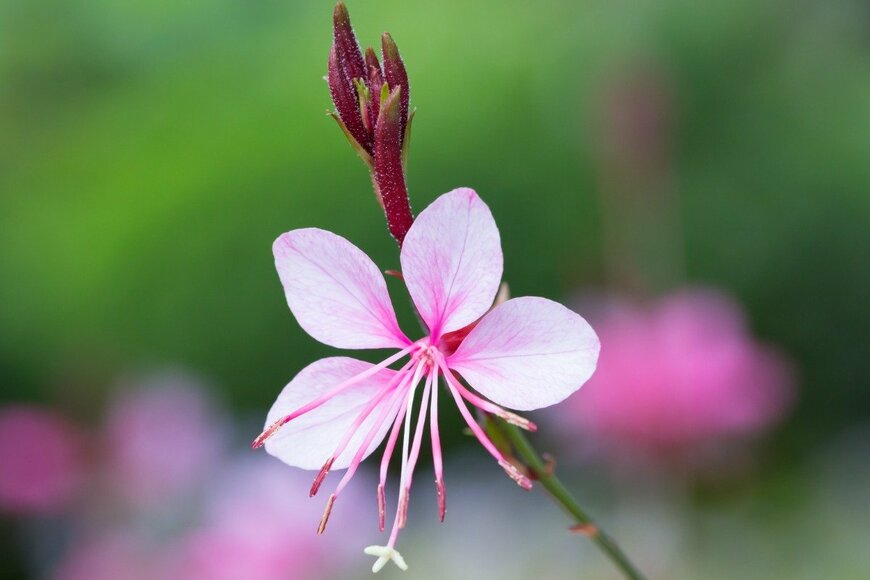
left=253, top=188, right=600, bottom=572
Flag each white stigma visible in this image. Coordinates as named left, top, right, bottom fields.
left=364, top=545, right=408, bottom=573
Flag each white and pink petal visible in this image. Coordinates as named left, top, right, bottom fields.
left=400, top=188, right=503, bottom=339
left=263, top=357, right=401, bottom=470
left=274, top=228, right=409, bottom=350
left=448, top=297, right=600, bottom=411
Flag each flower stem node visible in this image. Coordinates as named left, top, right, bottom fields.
left=364, top=545, right=409, bottom=573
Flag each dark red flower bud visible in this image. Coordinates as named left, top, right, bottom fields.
left=365, top=47, right=383, bottom=85
left=328, top=44, right=371, bottom=153
left=381, top=33, right=410, bottom=144
left=374, top=87, right=414, bottom=244
left=365, top=47, right=384, bottom=127
left=326, top=3, right=415, bottom=246
left=332, top=2, right=366, bottom=81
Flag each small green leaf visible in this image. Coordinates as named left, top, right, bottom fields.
left=328, top=111, right=373, bottom=167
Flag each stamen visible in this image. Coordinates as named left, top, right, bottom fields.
left=309, top=457, right=334, bottom=497
left=436, top=477, right=446, bottom=522
left=376, top=360, right=428, bottom=558
left=398, top=369, right=433, bottom=528
left=377, top=483, right=386, bottom=532
left=397, top=489, right=410, bottom=529
left=404, top=370, right=433, bottom=488
left=252, top=344, right=415, bottom=448
left=333, top=382, right=408, bottom=498
left=430, top=373, right=446, bottom=522
left=439, top=360, right=534, bottom=491
left=251, top=422, right=282, bottom=449
left=330, top=368, right=406, bottom=460
left=380, top=398, right=408, bottom=478
left=308, top=382, right=394, bottom=498
left=317, top=493, right=336, bottom=534
left=377, top=360, right=426, bottom=517
left=436, top=354, right=537, bottom=432
left=383, top=269, right=404, bottom=280
left=396, top=371, right=419, bottom=528
left=437, top=366, right=501, bottom=459
left=308, top=359, right=416, bottom=497
left=497, top=410, right=538, bottom=432
left=498, top=459, right=533, bottom=491
left=316, top=359, right=424, bottom=541
left=379, top=380, right=413, bottom=490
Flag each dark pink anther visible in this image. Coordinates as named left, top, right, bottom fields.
left=377, top=483, right=386, bottom=532
left=310, top=457, right=334, bottom=497
left=374, top=87, right=415, bottom=244
left=436, top=478, right=446, bottom=522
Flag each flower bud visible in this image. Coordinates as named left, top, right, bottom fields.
left=374, top=87, right=414, bottom=243
left=365, top=47, right=384, bottom=126
left=328, top=44, right=371, bottom=154
left=381, top=33, right=410, bottom=144
left=326, top=3, right=415, bottom=245
left=332, top=2, right=366, bottom=81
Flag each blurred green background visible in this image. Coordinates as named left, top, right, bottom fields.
left=1, top=0, right=868, bottom=577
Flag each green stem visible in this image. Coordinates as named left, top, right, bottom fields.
left=498, top=421, right=647, bottom=580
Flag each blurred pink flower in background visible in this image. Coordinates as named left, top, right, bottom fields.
left=54, top=530, right=156, bottom=580
left=0, top=406, right=85, bottom=515
left=165, top=455, right=366, bottom=580
left=104, top=371, right=225, bottom=504
left=45, top=371, right=364, bottom=580
left=558, top=288, right=794, bottom=458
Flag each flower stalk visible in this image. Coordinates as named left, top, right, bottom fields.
left=494, top=420, right=647, bottom=580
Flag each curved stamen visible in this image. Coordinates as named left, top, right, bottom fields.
left=397, top=368, right=432, bottom=528
left=316, top=367, right=420, bottom=534
left=374, top=358, right=427, bottom=552
left=429, top=373, right=446, bottom=522
left=334, top=381, right=408, bottom=498
left=435, top=352, right=536, bottom=432
left=436, top=358, right=532, bottom=491
left=377, top=405, right=408, bottom=532
left=310, top=359, right=416, bottom=497
left=378, top=361, right=425, bottom=532
left=253, top=344, right=416, bottom=448
left=396, top=362, right=423, bottom=528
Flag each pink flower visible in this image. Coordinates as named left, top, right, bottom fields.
left=54, top=530, right=156, bottom=580
left=254, top=188, right=600, bottom=571
left=0, top=406, right=85, bottom=516
left=104, top=372, right=225, bottom=504
left=166, top=456, right=368, bottom=580
left=560, top=289, right=793, bottom=458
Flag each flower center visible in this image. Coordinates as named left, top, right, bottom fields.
left=411, top=342, right=438, bottom=371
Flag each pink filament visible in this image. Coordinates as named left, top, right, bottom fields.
left=327, top=359, right=415, bottom=466
left=378, top=365, right=419, bottom=491
left=315, top=363, right=423, bottom=534
left=447, top=383, right=503, bottom=460
left=382, top=359, right=429, bottom=549
left=402, top=369, right=433, bottom=491
left=376, top=359, right=427, bottom=534
left=397, top=369, right=433, bottom=528
left=333, top=377, right=409, bottom=498
left=436, top=352, right=536, bottom=431
left=429, top=373, right=446, bottom=521
left=252, top=344, right=415, bottom=448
